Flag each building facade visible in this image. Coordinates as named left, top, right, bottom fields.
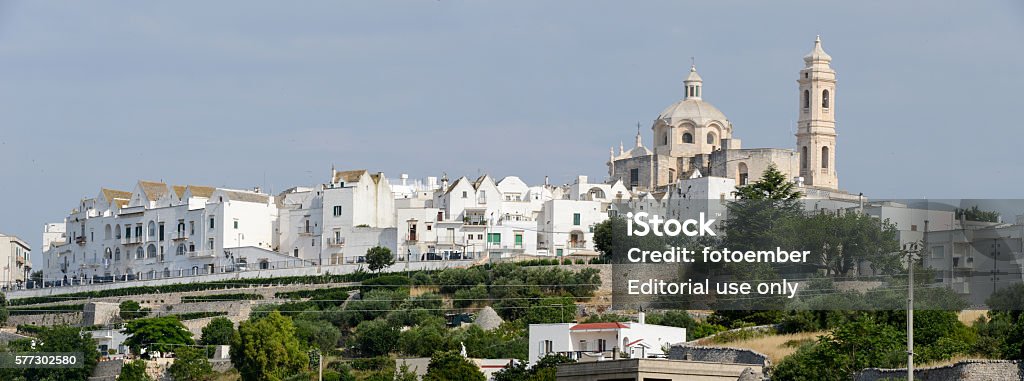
left=608, top=37, right=840, bottom=193
left=0, top=233, right=32, bottom=289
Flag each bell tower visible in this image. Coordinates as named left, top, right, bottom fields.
left=796, top=36, right=838, bottom=190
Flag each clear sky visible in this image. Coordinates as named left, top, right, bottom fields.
left=2, top=1, right=1023, bottom=265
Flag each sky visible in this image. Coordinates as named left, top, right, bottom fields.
left=1, top=1, right=1023, bottom=266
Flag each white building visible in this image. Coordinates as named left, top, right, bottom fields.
left=528, top=313, right=686, bottom=366
left=0, top=233, right=32, bottom=289
left=40, top=180, right=292, bottom=285
left=276, top=169, right=397, bottom=265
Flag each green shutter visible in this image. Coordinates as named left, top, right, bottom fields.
left=573, top=213, right=581, bottom=225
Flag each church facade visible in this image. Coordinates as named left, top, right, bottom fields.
left=608, top=37, right=839, bottom=193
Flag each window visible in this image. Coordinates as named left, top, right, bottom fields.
left=707, top=132, right=716, bottom=145
left=147, top=244, right=157, bottom=258
left=207, top=239, right=214, bottom=250
left=629, top=168, right=639, bottom=188
left=579, top=340, right=588, bottom=351
left=821, top=146, right=830, bottom=169
left=662, top=133, right=668, bottom=145
left=148, top=221, right=156, bottom=238
left=515, top=234, right=523, bottom=247
left=233, top=220, right=239, bottom=229
left=114, top=248, right=121, bottom=261
left=822, top=89, right=830, bottom=109
left=158, top=223, right=164, bottom=241
left=293, top=248, right=299, bottom=257
left=598, top=339, right=607, bottom=352
left=333, top=205, right=342, bottom=216
left=462, top=191, right=468, bottom=198
left=738, top=162, right=749, bottom=185
left=487, top=233, right=501, bottom=244
left=189, top=221, right=195, bottom=235
left=177, top=244, right=185, bottom=256
left=801, top=146, right=808, bottom=169
left=209, top=218, right=215, bottom=229
left=135, top=247, right=144, bottom=260
left=682, top=132, right=693, bottom=144
left=135, top=225, right=142, bottom=239
left=803, top=89, right=810, bottom=109
left=573, top=213, right=581, bottom=225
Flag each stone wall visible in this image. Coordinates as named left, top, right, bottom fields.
left=6, top=312, right=81, bottom=327
left=667, top=344, right=770, bottom=367
left=855, top=360, right=1023, bottom=381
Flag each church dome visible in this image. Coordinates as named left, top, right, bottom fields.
left=658, top=98, right=729, bottom=127
left=658, top=65, right=730, bottom=127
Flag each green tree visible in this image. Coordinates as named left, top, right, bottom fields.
left=724, top=164, right=803, bottom=256
left=124, top=316, right=194, bottom=354
left=293, top=318, right=340, bottom=352
left=354, top=319, right=399, bottom=356
left=231, top=310, right=309, bottom=381
left=118, top=359, right=152, bottom=381
left=23, top=325, right=102, bottom=381
left=423, top=351, right=485, bottom=381
left=119, top=300, right=151, bottom=320
left=398, top=317, right=452, bottom=357
left=168, top=346, right=213, bottom=381
left=0, top=293, right=8, bottom=325
left=395, top=363, right=418, bottom=381
left=366, top=245, right=395, bottom=273
left=955, top=205, right=1000, bottom=223
left=523, top=297, right=576, bottom=324
left=199, top=317, right=234, bottom=345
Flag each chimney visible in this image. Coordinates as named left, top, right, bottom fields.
left=400, top=173, right=409, bottom=186
left=637, top=311, right=646, bottom=324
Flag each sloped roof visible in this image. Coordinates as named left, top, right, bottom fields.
left=473, top=306, right=504, bottom=331
left=222, top=190, right=269, bottom=204
left=187, top=185, right=215, bottom=198
left=138, top=181, right=169, bottom=201
left=100, top=188, right=132, bottom=206
left=172, top=185, right=187, bottom=198
left=472, top=174, right=492, bottom=190
left=570, top=322, right=629, bottom=331
left=333, top=170, right=367, bottom=184
left=442, top=176, right=470, bottom=196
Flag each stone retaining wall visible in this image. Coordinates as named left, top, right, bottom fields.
left=667, top=344, right=771, bottom=367
left=855, top=360, right=1023, bottom=381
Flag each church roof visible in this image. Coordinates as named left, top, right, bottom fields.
left=658, top=98, right=729, bottom=127
left=803, top=35, right=832, bottom=64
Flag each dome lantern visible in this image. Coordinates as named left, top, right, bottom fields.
left=683, top=63, right=703, bottom=100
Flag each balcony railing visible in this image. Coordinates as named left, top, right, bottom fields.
left=75, top=236, right=87, bottom=245
left=328, top=237, right=346, bottom=247
left=187, top=250, right=216, bottom=258
left=298, top=227, right=315, bottom=236
left=121, top=236, right=142, bottom=245
left=172, top=232, right=189, bottom=241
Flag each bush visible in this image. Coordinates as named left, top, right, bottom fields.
left=350, top=356, right=395, bottom=371
left=180, top=293, right=263, bottom=303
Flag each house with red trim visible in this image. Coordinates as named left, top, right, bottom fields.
left=527, top=312, right=686, bottom=366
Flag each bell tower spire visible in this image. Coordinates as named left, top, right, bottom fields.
left=796, top=35, right=838, bottom=190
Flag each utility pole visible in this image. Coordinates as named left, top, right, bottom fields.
left=904, top=241, right=920, bottom=381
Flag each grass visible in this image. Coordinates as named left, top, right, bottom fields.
left=958, top=310, right=987, bottom=325
left=700, top=331, right=825, bottom=364
left=919, top=354, right=994, bottom=368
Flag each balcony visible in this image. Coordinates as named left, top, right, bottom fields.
left=952, top=281, right=970, bottom=294
left=328, top=237, right=346, bottom=247
left=121, top=236, right=142, bottom=245
left=187, top=250, right=216, bottom=258
left=75, top=236, right=87, bottom=245
left=172, top=232, right=189, bottom=241
left=298, top=227, right=315, bottom=236
left=569, top=241, right=588, bottom=249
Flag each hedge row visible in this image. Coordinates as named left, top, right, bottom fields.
left=170, top=311, right=229, bottom=321
left=180, top=293, right=264, bottom=303
left=275, top=286, right=356, bottom=300
left=9, top=272, right=372, bottom=306
left=7, top=303, right=86, bottom=315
